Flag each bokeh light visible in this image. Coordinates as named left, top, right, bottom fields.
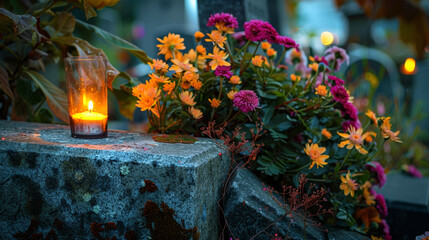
left=320, top=31, right=334, bottom=45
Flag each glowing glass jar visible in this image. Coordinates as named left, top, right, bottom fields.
left=65, top=56, right=108, bottom=139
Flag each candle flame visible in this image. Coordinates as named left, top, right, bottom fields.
left=88, top=100, right=93, bottom=112
left=404, top=58, right=416, bottom=73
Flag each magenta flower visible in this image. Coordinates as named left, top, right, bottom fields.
left=341, top=102, right=358, bottom=121
left=325, top=46, right=349, bottom=71
left=215, top=66, right=233, bottom=79
left=341, top=120, right=361, bottom=132
left=366, top=162, right=386, bottom=188
left=331, top=85, right=349, bottom=104
left=244, top=20, right=278, bottom=43
left=380, top=220, right=392, bottom=240
left=274, top=35, right=299, bottom=49
left=376, top=194, right=388, bottom=218
left=313, top=55, right=329, bottom=66
left=407, top=165, right=423, bottom=178
left=207, top=13, right=238, bottom=29
left=233, top=90, right=259, bottom=113
left=232, top=31, right=246, bottom=46
left=328, top=75, right=345, bottom=86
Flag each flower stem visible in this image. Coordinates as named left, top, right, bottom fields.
left=287, top=163, right=311, bottom=173
left=240, top=41, right=261, bottom=75
left=337, top=148, right=353, bottom=173
left=365, top=138, right=387, bottom=162
left=268, top=46, right=286, bottom=76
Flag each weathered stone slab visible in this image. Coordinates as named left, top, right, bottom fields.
left=0, top=120, right=228, bottom=239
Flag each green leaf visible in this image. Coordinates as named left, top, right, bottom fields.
left=262, top=105, right=274, bottom=124
left=75, top=19, right=152, bottom=64
left=112, top=87, right=137, bottom=120
left=83, top=0, right=97, bottom=19
left=32, top=108, right=53, bottom=123
left=16, top=78, right=44, bottom=105
left=0, top=8, right=37, bottom=35
left=0, top=65, right=14, bottom=100
left=48, top=12, right=75, bottom=37
left=23, top=70, right=69, bottom=123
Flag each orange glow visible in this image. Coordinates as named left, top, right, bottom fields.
left=88, top=100, right=93, bottom=112
left=321, top=32, right=334, bottom=46
left=401, top=58, right=417, bottom=75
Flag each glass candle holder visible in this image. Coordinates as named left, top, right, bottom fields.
left=65, top=56, right=108, bottom=139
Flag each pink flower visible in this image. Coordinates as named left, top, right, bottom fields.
left=341, top=120, right=361, bottom=132
left=207, top=12, right=238, bottom=29
left=274, top=35, right=299, bottom=49
left=407, top=165, right=423, bottom=178
left=380, top=220, right=392, bottom=240
left=324, top=46, right=349, bottom=71
left=331, top=85, right=349, bottom=104
left=232, top=31, right=246, bottom=46
left=375, top=194, right=388, bottom=218
left=215, top=66, right=233, bottom=79
left=328, top=75, right=345, bottom=86
left=366, top=162, right=386, bottom=188
left=341, top=102, right=358, bottom=121
left=313, top=55, right=329, bottom=66
left=233, top=90, right=259, bottom=113
left=244, top=20, right=278, bottom=43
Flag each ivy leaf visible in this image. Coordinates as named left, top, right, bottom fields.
left=0, top=66, right=14, bottom=100
left=23, top=70, right=69, bottom=124
left=75, top=19, right=152, bottom=64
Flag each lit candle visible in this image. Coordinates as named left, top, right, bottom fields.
left=400, top=58, right=417, bottom=75
left=70, top=100, right=108, bottom=138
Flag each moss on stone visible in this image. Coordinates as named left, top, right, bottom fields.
left=152, top=135, right=198, bottom=144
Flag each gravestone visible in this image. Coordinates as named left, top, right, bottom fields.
left=0, top=120, right=228, bottom=239
left=377, top=173, right=429, bottom=240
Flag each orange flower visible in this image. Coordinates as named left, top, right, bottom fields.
left=149, top=59, right=169, bottom=74
left=136, top=95, right=157, bottom=111
left=170, top=58, right=197, bottom=73
left=196, top=45, right=206, bottom=55
left=194, top=31, right=204, bottom=42
left=340, top=171, right=358, bottom=197
left=338, top=127, right=370, bottom=154
left=215, top=22, right=235, bottom=34
left=227, top=90, right=237, bottom=100
left=181, top=79, right=191, bottom=90
left=208, top=98, right=222, bottom=108
left=205, top=30, right=226, bottom=49
left=133, top=81, right=161, bottom=111
left=183, top=71, right=196, bottom=81
left=179, top=91, right=196, bottom=106
left=261, top=42, right=271, bottom=50
left=188, top=106, right=203, bottom=119
left=149, top=73, right=169, bottom=84
left=321, top=128, right=332, bottom=139
left=163, top=81, right=176, bottom=94
left=356, top=207, right=381, bottom=229
left=308, top=62, right=319, bottom=71
left=361, top=181, right=375, bottom=205
left=206, top=46, right=230, bottom=70
left=86, top=0, right=120, bottom=9
left=185, top=49, right=197, bottom=62
left=304, top=143, right=329, bottom=169
left=290, top=74, right=301, bottom=82
left=191, top=80, right=202, bottom=90
left=380, top=117, right=401, bottom=143
left=315, top=85, right=328, bottom=96
left=252, top=55, right=264, bottom=67
left=365, top=131, right=376, bottom=143
left=366, top=110, right=378, bottom=126
left=266, top=48, right=277, bottom=57
left=156, top=33, right=185, bottom=60
left=229, top=75, right=241, bottom=85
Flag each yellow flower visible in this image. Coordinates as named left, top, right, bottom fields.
left=321, top=128, right=332, bottom=139
left=227, top=90, right=237, bottom=100
left=315, top=85, right=328, bottom=96
left=179, top=91, right=196, bottom=106
left=365, top=131, right=376, bottom=143
left=206, top=46, right=230, bottom=70
left=338, top=127, right=369, bottom=154
left=380, top=117, right=401, bottom=143
left=366, top=110, right=378, bottom=126
left=308, top=62, right=319, bottom=71
left=188, top=106, right=203, bottom=119
left=261, top=42, right=271, bottom=50
left=252, top=55, right=264, bottom=67
left=205, top=30, right=226, bottom=49
left=196, top=45, right=206, bottom=55
left=229, top=75, right=241, bottom=85
left=304, top=143, right=329, bottom=169
left=290, top=74, right=301, bottom=82
left=208, top=98, right=222, bottom=108
left=194, top=31, right=204, bottom=42
left=266, top=48, right=277, bottom=57
left=169, top=58, right=197, bottom=73
left=149, top=59, right=169, bottom=74
left=371, top=236, right=383, bottom=240
left=215, top=22, right=235, bottom=34
left=163, top=81, right=176, bottom=94
left=340, top=171, right=358, bottom=197
left=191, top=80, right=202, bottom=90
left=361, top=181, right=375, bottom=205
left=86, top=0, right=120, bottom=9
left=149, top=73, right=169, bottom=84
left=156, top=33, right=186, bottom=60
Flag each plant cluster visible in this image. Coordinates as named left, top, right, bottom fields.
left=132, top=12, right=402, bottom=239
